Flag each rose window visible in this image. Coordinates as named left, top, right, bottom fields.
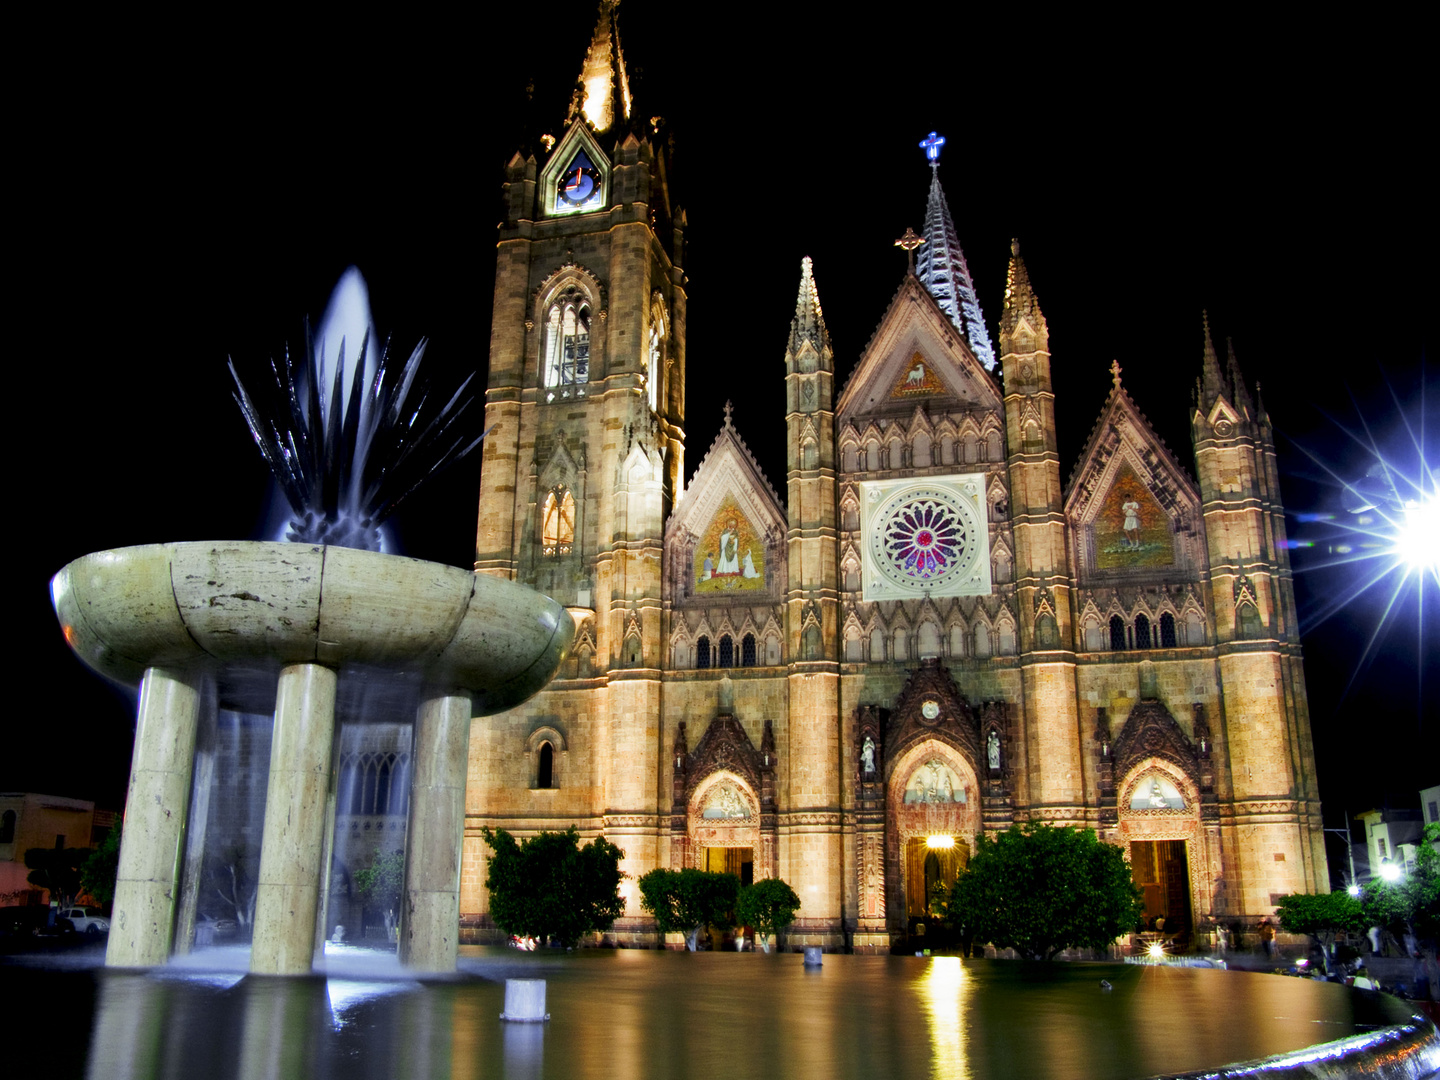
left=882, top=499, right=965, bottom=580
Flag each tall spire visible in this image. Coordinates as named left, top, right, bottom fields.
left=571, top=0, right=632, bottom=134
left=788, top=256, right=830, bottom=356
left=1199, top=310, right=1228, bottom=407
left=1000, top=238, right=1046, bottom=336
left=914, top=132, right=996, bottom=371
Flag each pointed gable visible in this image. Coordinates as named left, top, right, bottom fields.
left=665, top=406, right=787, bottom=605
left=1065, top=363, right=1205, bottom=581
left=837, top=275, right=1002, bottom=427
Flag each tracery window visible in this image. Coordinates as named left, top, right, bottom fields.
left=696, top=636, right=711, bottom=670
left=718, top=634, right=734, bottom=668
left=1160, top=612, right=1177, bottom=648
left=542, top=488, right=575, bottom=555
left=741, top=633, right=757, bottom=667
left=1109, top=615, right=1126, bottom=651
left=1135, top=614, right=1152, bottom=650
left=542, top=287, right=591, bottom=396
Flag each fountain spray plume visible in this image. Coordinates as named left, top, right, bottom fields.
left=228, top=267, right=489, bottom=551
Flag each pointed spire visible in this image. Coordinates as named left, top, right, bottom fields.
left=570, top=0, right=632, bottom=134
left=1000, top=238, right=1046, bottom=337
left=788, top=256, right=830, bottom=356
left=1226, top=336, right=1254, bottom=417
left=1200, top=311, right=1228, bottom=407
left=916, top=151, right=996, bottom=371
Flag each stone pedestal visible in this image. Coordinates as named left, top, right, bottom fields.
left=399, top=689, right=473, bottom=973
left=251, top=663, right=338, bottom=975
left=106, top=667, right=203, bottom=968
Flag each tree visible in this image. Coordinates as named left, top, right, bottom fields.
left=354, top=849, right=407, bottom=938
left=946, top=823, right=1144, bottom=961
left=204, top=843, right=259, bottom=934
left=1361, top=822, right=1440, bottom=1001
left=735, top=877, right=800, bottom=953
left=638, top=868, right=739, bottom=951
left=80, top=823, right=122, bottom=909
left=1275, top=891, right=1366, bottom=974
left=481, top=827, right=625, bottom=948
left=24, top=846, right=93, bottom=910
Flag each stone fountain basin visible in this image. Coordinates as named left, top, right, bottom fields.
left=51, top=542, right=573, bottom=716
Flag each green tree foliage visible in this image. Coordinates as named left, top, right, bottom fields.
left=354, top=849, right=407, bottom=913
left=25, top=845, right=93, bottom=909
left=638, top=868, right=739, bottom=951
left=1274, top=891, right=1366, bottom=974
left=946, top=823, right=1144, bottom=961
left=1361, top=822, right=1440, bottom=1000
left=481, top=827, right=625, bottom=948
left=735, top=877, right=801, bottom=953
left=80, top=824, right=122, bottom=909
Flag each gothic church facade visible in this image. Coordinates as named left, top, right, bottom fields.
left=463, top=5, right=1328, bottom=950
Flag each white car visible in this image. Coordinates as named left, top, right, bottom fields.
left=60, top=907, right=110, bottom=936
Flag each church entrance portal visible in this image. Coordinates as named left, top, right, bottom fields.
left=903, top=836, right=969, bottom=918
left=1130, top=839, right=1192, bottom=938
left=704, top=846, right=754, bottom=886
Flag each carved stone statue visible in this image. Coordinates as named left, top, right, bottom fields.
left=987, top=729, right=1000, bottom=770
left=861, top=736, right=875, bottom=774
left=718, top=673, right=735, bottom=714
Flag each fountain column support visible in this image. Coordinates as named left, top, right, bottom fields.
left=399, top=688, right=474, bottom=972
left=106, top=666, right=204, bottom=968
left=250, top=662, right=338, bottom=976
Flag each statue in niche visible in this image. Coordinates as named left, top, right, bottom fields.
left=904, top=759, right=962, bottom=804
left=718, top=673, right=735, bottom=714
left=861, top=736, right=876, bottom=774
left=987, top=729, right=1000, bottom=770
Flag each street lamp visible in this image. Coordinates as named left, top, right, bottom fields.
left=1378, top=859, right=1402, bottom=883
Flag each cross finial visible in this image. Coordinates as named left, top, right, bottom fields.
left=1110, top=359, right=1123, bottom=387
left=895, top=227, right=926, bottom=275
left=919, top=131, right=946, bottom=165
left=723, top=399, right=734, bottom=428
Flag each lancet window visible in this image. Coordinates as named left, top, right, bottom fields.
left=741, top=633, right=757, bottom=667
left=718, top=634, right=734, bottom=668
left=696, top=636, right=711, bottom=669
left=1160, top=612, right=1177, bottom=647
left=542, top=287, right=591, bottom=396
left=542, top=488, right=575, bottom=555
left=646, top=295, right=667, bottom=415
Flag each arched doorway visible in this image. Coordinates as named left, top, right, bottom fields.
left=1117, top=761, right=1206, bottom=945
left=886, top=740, right=982, bottom=935
left=686, top=771, right=763, bottom=885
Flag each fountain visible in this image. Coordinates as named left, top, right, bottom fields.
left=50, top=271, right=573, bottom=976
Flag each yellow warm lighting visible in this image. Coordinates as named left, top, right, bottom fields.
left=926, top=835, right=954, bottom=849
left=1147, top=942, right=1165, bottom=958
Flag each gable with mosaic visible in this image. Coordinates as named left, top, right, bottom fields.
left=694, top=496, right=765, bottom=593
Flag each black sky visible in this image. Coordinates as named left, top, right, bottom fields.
left=15, top=7, right=1434, bottom=865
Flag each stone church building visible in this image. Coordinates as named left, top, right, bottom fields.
left=460, top=3, right=1328, bottom=950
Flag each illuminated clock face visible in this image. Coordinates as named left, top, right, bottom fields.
left=555, top=150, right=604, bottom=213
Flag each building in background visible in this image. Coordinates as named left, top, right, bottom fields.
left=0, top=793, right=107, bottom=906
left=463, top=2, right=1328, bottom=950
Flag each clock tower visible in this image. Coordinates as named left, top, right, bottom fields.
left=470, top=0, right=687, bottom=928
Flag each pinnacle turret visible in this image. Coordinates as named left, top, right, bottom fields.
left=788, top=256, right=830, bottom=358
left=915, top=144, right=995, bottom=371
left=1000, top=238, right=1046, bottom=336
left=569, top=0, right=632, bottom=134
left=1199, top=311, right=1229, bottom=408
left=1226, top=337, right=1254, bottom=417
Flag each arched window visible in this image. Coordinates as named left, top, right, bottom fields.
left=375, top=757, right=392, bottom=816
left=718, top=635, right=734, bottom=668
left=537, top=742, right=554, bottom=789
left=845, top=625, right=863, bottom=661
left=1238, top=603, right=1262, bottom=638
left=844, top=562, right=860, bottom=591
left=765, top=634, right=782, bottom=665
left=870, top=626, right=887, bottom=661
left=1083, top=618, right=1104, bottom=652
left=362, top=760, right=378, bottom=815
left=1035, top=613, right=1058, bottom=648
left=1109, top=615, right=1126, bottom=651
left=893, top=627, right=909, bottom=662
left=918, top=622, right=941, bottom=659
left=997, top=622, right=1016, bottom=655
left=1184, top=610, right=1205, bottom=645
left=940, top=434, right=956, bottom=464
left=1134, top=614, right=1152, bottom=650
left=542, top=287, right=591, bottom=394
left=646, top=296, right=666, bottom=414
left=842, top=443, right=858, bottom=471
left=949, top=624, right=967, bottom=658
left=866, top=442, right=881, bottom=471
left=696, top=636, right=711, bottom=669
left=0, top=809, right=15, bottom=844
left=987, top=430, right=1004, bottom=460
left=973, top=623, right=991, bottom=658
left=542, top=488, right=575, bottom=555
left=1160, top=612, right=1177, bottom=648
left=913, top=432, right=932, bottom=467
left=741, top=633, right=757, bottom=667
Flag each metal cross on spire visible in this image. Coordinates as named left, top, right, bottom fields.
left=919, top=131, right=946, bottom=164
left=895, top=228, right=926, bottom=275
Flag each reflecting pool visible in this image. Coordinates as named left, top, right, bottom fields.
left=3, top=945, right=1427, bottom=1079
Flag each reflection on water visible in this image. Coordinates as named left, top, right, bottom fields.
left=2, top=947, right=1418, bottom=1080
left=922, top=956, right=970, bottom=1080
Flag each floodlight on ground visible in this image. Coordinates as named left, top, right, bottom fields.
left=1379, top=860, right=1402, bottom=882
left=1396, top=495, right=1439, bottom=574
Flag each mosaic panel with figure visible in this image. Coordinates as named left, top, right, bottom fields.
left=1095, top=463, right=1173, bottom=569
left=693, top=497, right=765, bottom=593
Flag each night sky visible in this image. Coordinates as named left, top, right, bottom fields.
left=15, top=7, right=1433, bottom=870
